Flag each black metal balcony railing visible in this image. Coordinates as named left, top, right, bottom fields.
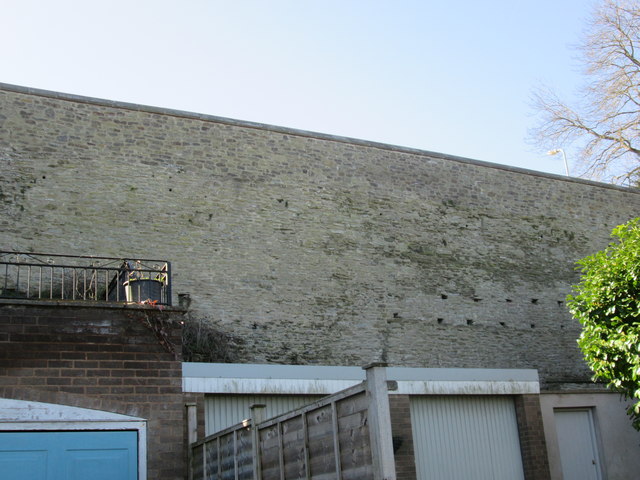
left=0, top=251, right=172, bottom=306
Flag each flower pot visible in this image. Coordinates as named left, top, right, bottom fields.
left=124, top=278, right=163, bottom=303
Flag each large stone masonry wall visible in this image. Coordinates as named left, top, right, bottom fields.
left=2, top=83, right=640, bottom=387
left=0, top=302, right=186, bottom=479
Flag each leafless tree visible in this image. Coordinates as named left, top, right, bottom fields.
left=530, top=0, right=640, bottom=184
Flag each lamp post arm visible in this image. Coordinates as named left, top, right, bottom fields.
left=560, top=150, right=569, bottom=176
left=547, top=149, right=570, bottom=176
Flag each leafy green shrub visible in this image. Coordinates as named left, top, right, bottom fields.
left=568, top=218, right=640, bottom=429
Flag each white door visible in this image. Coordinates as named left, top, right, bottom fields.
left=554, top=408, right=602, bottom=480
left=410, top=396, right=525, bottom=480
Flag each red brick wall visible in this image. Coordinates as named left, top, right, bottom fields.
left=0, top=302, right=187, bottom=479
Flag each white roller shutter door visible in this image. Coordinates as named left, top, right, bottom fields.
left=204, top=394, right=321, bottom=435
left=410, top=395, right=525, bottom=480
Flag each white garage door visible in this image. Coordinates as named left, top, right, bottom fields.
left=410, top=396, right=525, bottom=480
left=205, top=394, right=321, bottom=435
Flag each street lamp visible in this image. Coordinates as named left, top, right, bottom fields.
left=547, top=149, right=569, bottom=176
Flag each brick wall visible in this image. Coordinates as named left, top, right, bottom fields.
left=515, top=394, right=551, bottom=480
left=2, top=83, right=640, bottom=387
left=389, top=395, right=417, bottom=480
left=0, top=302, right=187, bottom=479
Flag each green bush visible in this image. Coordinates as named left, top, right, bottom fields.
left=568, top=218, right=640, bottom=429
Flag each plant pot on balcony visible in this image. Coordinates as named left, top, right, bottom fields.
left=124, top=278, right=163, bottom=303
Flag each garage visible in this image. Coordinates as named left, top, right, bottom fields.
left=410, top=395, right=525, bottom=480
left=204, top=394, right=321, bottom=435
left=0, top=398, right=146, bottom=480
left=0, top=430, right=138, bottom=480
left=185, top=363, right=544, bottom=479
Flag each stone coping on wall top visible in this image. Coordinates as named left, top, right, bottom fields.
left=0, top=298, right=185, bottom=312
left=1, top=81, right=636, bottom=194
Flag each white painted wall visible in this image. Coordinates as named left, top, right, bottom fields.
left=540, top=393, right=640, bottom=480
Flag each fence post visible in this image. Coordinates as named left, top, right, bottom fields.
left=364, top=363, right=397, bottom=480
left=250, top=403, right=266, bottom=480
left=186, top=402, right=198, bottom=445
left=186, top=402, right=198, bottom=480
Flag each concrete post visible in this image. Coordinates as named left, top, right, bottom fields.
left=364, top=363, right=397, bottom=480
left=186, top=402, right=198, bottom=445
left=250, top=403, right=266, bottom=480
left=185, top=402, right=198, bottom=480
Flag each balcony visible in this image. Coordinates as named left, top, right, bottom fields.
left=0, top=251, right=172, bottom=306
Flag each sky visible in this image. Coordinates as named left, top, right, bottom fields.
left=1, top=0, right=597, bottom=176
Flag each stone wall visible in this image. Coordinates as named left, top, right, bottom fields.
left=0, top=302, right=186, bottom=479
left=2, top=83, right=640, bottom=387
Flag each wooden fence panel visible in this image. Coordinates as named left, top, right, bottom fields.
left=191, top=443, right=204, bottom=480
left=281, top=416, right=306, bottom=480
left=337, top=393, right=371, bottom=475
left=205, top=438, right=219, bottom=480
left=190, top=366, right=395, bottom=480
left=219, top=432, right=236, bottom=480
left=237, top=427, right=254, bottom=480
left=258, top=424, right=281, bottom=480
left=305, top=404, right=336, bottom=479
left=336, top=390, right=369, bottom=416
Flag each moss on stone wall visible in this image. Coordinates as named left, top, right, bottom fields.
left=1, top=85, right=639, bottom=387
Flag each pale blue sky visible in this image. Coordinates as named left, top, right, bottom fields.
left=2, top=0, right=595, bottom=176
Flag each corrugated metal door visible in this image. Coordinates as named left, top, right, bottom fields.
left=0, top=430, right=138, bottom=480
left=554, top=409, right=602, bottom=480
left=410, top=396, right=525, bottom=480
left=205, top=394, right=321, bottom=435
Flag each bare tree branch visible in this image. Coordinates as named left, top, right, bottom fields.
left=531, top=0, right=640, bottom=184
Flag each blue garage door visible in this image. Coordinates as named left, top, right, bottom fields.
left=0, top=430, right=138, bottom=480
